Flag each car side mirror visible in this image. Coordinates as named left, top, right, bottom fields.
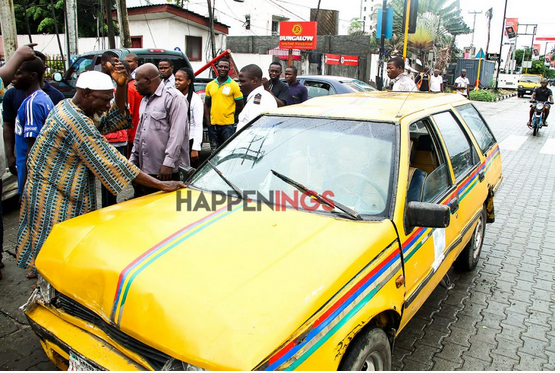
left=53, top=72, right=63, bottom=82
left=178, top=164, right=196, bottom=183
left=405, top=201, right=450, bottom=235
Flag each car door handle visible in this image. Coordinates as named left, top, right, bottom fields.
left=478, top=171, right=485, bottom=182
left=449, top=196, right=459, bottom=214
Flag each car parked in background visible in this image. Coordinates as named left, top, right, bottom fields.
left=50, top=48, right=192, bottom=98
left=517, top=74, right=542, bottom=97
left=25, top=92, right=502, bottom=371
left=282, top=75, right=376, bottom=99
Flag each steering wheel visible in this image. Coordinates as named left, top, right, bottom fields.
left=332, top=172, right=387, bottom=211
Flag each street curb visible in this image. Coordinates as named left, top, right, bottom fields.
left=492, top=93, right=517, bottom=102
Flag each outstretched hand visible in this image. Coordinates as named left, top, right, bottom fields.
left=105, top=60, right=127, bottom=87
left=159, top=181, right=187, bottom=192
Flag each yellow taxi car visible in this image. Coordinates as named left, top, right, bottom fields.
left=24, top=92, right=502, bottom=371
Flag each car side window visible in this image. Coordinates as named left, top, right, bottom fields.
left=456, top=104, right=496, bottom=153
left=432, top=111, right=480, bottom=180
left=65, top=55, right=97, bottom=87
left=409, top=120, right=452, bottom=202
left=303, top=81, right=331, bottom=98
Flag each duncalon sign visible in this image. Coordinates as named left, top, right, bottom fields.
left=279, top=22, right=317, bottom=50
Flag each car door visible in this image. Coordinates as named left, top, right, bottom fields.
left=430, top=110, right=487, bottom=256
left=399, top=118, right=458, bottom=329
left=454, top=104, right=502, bottom=195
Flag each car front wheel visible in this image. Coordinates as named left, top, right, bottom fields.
left=338, top=328, right=391, bottom=371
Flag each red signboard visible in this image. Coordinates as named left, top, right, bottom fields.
left=279, top=22, right=317, bottom=50
left=536, top=37, right=555, bottom=41
left=504, top=18, right=518, bottom=38
left=324, top=54, right=340, bottom=65
left=341, top=55, right=359, bottom=66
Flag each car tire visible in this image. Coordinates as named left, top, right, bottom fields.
left=338, top=327, right=391, bottom=371
left=455, top=209, right=487, bottom=272
left=519, top=92, right=524, bottom=98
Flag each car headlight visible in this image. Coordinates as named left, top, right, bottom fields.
left=20, top=274, right=55, bottom=313
left=162, top=358, right=207, bottom=371
left=37, top=274, right=56, bottom=304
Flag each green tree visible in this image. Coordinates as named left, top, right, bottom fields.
left=348, top=17, right=366, bottom=35
left=11, top=0, right=120, bottom=38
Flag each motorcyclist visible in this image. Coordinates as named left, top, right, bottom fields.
left=528, top=78, right=553, bottom=127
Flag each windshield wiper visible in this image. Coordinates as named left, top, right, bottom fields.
left=207, top=161, right=244, bottom=200
left=271, top=170, right=363, bottom=221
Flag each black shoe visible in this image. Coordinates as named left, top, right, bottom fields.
left=543, top=122, right=548, bottom=127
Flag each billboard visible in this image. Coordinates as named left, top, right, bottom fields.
left=279, top=22, right=318, bottom=50
left=504, top=18, right=518, bottom=39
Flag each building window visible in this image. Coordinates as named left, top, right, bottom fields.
left=131, top=36, right=143, bottom=48
left=185, top=36, right=202, bottom=61
left=272, top=20, right=279, bottom=36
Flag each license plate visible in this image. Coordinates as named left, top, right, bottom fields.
left=68, top=351, right=99, bottom=371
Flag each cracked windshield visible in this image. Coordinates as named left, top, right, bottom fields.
left=191, top=116, right=397, bottom=217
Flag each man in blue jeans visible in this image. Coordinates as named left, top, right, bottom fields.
left=204, top=58, right=244, bottom=152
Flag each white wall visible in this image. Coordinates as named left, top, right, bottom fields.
left=14, top=34, right=122, bottom=57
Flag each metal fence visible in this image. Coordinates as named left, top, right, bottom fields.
left=44, top=55, right=66, bottom=80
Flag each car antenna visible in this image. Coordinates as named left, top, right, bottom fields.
left=395, top=91, right=414, bottom=119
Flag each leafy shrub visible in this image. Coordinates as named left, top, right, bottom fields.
left=470, top=89, right=499, bottom=102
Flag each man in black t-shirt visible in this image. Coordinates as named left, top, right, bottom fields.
left=528, top=79, right=553, bottom=126
left=262, top=62, right=290, bottom=107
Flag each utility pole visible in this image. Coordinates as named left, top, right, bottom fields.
left=468, top=10, right=482, bottom=55
left=116, top=0, right=132, bottom=48
left=0, top=0, right=18, bottom=60
left=485, top=8, right=493, bottom=58
left=105, top=0, right=116, bottom=49
left=207, top=0, right=216, bottom=59
left=376, top=0, right=388, bottom=90
left=65, top=0, right=79, bottom=65
left=495, top=0, right=508, bottom=90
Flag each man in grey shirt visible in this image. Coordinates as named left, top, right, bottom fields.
left=130, top=63, right=189, bottom=197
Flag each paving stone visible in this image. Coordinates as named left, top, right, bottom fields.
left=520, top=323, right=553, bottom=343
left=400, top=359, right=432, bottom=371
left=415, top=328, right=448, bottom=348
left=489, top=353, right=519, bottom=370
left=462, top=341, right=494, bottom=363
left=505, top=300, right=531, bottom=315
left=431, top=356, right=462, bottom=371
left=404, top=343, right=440, bottom=364
left=460, top=355, right=491, bottom=370
left=514, top=351, right=548, bottom=371
left=518, top=335, right=548, bottom=357
left=435, top=341, right=467, bottom=364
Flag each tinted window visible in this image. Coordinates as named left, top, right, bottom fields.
left=303, top=81, right=332, bottom=98
left=456, top=104, right=496, bottom=153
left=423, top=163, right=452, bottom=202
left=432, top=112, right=480, bottom=179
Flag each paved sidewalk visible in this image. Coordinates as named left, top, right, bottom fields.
left=392, top=97, right=555, bottom=370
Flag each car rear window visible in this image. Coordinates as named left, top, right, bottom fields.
left=138, top=54, right=191, bottom=72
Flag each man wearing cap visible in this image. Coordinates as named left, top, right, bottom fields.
left=16, top=63, right=185, bottom=277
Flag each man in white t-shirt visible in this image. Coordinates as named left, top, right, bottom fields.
left=237, top=64, right=277, bottom=132
left=454, top=69, right=470, bottom=98
left=430, top=69, right=444, bottom=93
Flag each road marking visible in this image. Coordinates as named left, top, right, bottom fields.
left=499, top=135, right=528, bottom=151
left=540, top=138, right=555, bottom=154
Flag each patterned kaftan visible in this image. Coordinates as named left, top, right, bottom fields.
left=16, top=99, right=140, bottom=271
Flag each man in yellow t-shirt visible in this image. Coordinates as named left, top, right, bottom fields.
left=204, top=58, right=244, bottom=152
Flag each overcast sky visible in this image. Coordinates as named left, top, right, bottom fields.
left=128, top=0, right=556, bottom=53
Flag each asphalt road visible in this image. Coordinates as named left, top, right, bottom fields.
left=0, top=93, right=555, bottom=370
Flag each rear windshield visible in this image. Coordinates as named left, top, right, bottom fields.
left=137, top=54, right=192, bottom=73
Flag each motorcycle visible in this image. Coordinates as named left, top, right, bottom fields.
left=529, top=100, right=552, bottom=136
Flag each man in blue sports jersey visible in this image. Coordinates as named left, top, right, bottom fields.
left=12, top=57, right=54, bottom=196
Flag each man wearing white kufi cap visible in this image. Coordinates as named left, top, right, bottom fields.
left=16, top=62, right=186, bottom=276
